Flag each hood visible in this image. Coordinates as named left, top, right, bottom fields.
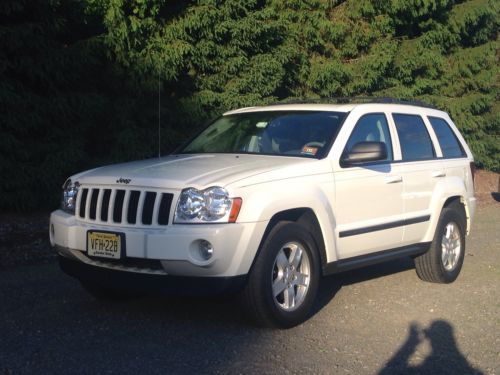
left=71, top=154, right=319, bottom=190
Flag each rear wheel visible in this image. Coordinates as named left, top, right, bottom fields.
left=415, top=201, right=466, bottom=283
left=241, top=222, right=320, bottom=328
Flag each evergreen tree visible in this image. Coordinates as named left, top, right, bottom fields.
left=1, top=0, right=498, bottom=211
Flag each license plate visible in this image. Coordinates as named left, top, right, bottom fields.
left=87, top=231, right=123, bottom=259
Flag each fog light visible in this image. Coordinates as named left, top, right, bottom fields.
left=199, top=240, right=214, bottom=261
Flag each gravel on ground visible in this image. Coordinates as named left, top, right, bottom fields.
left=0, top=170, right=498, bottom=374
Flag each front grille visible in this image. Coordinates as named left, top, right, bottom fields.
left=77, top=187, right=174, bottom=226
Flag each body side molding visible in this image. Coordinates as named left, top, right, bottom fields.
left=339, top=215, right=430, bottom=238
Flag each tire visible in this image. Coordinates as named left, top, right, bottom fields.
left=80, top=281, right=142, bottom=301
left=414, top=201, right=466, bottom=283
left=241, top=222, right=321, bottom=328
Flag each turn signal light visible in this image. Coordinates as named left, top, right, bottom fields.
left=229, top=198, right=242, bottom=223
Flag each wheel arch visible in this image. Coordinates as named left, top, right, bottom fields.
left=443, top=195, right=469, bottom=232
left=424, top=194, right=470, bottom=243
left=423, top=173, right=473, bottom=242
left=249, top=207, right=329, bottom=276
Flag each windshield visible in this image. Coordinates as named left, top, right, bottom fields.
left=178, top=111, right=347, bottom=159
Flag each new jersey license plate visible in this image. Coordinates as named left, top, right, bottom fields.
left=87, top=231, right=123, bottom=259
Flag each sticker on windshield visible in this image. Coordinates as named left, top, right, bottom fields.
left=255, top=122, right=268, bottom=128
left=301, top=146, right=318, bottom=155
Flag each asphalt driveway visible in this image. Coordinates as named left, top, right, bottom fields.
left=0, top=205, right=498, bottom=374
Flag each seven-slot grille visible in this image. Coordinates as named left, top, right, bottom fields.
left=77, top=187, right=174, bottom=226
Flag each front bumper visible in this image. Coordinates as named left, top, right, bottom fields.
left=59, top=256, right=246, bottom=295
left=50, top=209, right=268, bottom=278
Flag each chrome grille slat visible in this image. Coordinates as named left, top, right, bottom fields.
left=107, top=189, right=116, bottom=223
left=152, top=192, right=162, bottom=225
left=84, top=189, right=92, bottom=220
left=77, top=186, right=173, bottom=227
left=75, top=188, right=83, bottom=217
left=135, top=191, right=143, bottom=224
left=122, top=189, right=131, bottom=224
left=96, top=189, right=104, bottom=223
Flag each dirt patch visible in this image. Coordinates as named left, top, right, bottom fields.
left=474, top=169, right=500, bottom=207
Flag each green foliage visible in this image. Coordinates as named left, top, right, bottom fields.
left=1, top=0, right=498, bottom=211
left=0, top=0, right=189, bottom=211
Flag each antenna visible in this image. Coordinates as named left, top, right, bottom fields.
left=158, top=74, right=161, bottom=158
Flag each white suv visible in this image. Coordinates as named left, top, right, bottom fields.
left=50, top=101, right=476, bottom=327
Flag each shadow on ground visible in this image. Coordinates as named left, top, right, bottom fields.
left=378, top=320, right=483, bottom=375
left=0, top=257, right=483, bottom=374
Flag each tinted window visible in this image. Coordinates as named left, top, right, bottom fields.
left=428, top=117, right=465, bottom=158
left=393, top=114, right=435, bottom=161
left=180, top=111, right=346, bottom=159
left=344, top=113, right=393, bottom=161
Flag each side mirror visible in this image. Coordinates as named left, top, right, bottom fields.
left=341, top=141, right=387, bottom=166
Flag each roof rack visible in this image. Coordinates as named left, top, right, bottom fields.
left=275, top=97, right=437, bottom=109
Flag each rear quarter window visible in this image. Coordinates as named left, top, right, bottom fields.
left=427, top=116, right=466, bottom=158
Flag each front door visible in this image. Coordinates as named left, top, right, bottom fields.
left=333, top=113, right=405, bottom=259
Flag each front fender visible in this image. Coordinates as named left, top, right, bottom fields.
left=230, top=174, right=339, bottom=263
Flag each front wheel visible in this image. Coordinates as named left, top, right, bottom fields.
left=414, top=202, right=466, bottom=283
left=241, top=222, right=321, bottom=328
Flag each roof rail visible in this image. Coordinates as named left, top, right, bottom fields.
left=275, top=97, right=437, bottom=109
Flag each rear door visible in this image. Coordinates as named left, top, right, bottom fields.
left=391, top=113, right=438, bottom=245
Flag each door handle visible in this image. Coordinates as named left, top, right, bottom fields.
left=432, top=170, right=446, bottom=178
left=385, top=175, right=403, bottom=184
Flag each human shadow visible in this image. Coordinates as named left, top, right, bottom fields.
left=379, top=320, right=484, bottom=375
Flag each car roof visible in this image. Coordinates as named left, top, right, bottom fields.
left=223, top=103, right=448, bottom=117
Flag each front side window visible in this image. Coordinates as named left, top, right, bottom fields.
left=393, top=114, right=435, bottom=161
left=428, top=116, right=465, bottom=158
left=179, top=111, right=347, bottom=159
left=343, top=113, right=393, bottom=162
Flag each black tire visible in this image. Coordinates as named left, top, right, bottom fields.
left=414, top=201, right=466, bottom=283
left=80, top=281, right=142, bottom=301
left=241, top=222, right=321, bottom=328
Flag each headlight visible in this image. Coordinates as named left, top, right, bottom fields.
left=61, top=178, right=80, bottom=214
left=174, top=186, right=242, bottom=223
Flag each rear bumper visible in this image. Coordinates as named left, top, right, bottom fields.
left=59, top=255, right=246, bottom=296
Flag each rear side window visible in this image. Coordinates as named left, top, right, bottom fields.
left=428, top=116, right=466, bottom=158
left=393, top=114, right=435, bottom=161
